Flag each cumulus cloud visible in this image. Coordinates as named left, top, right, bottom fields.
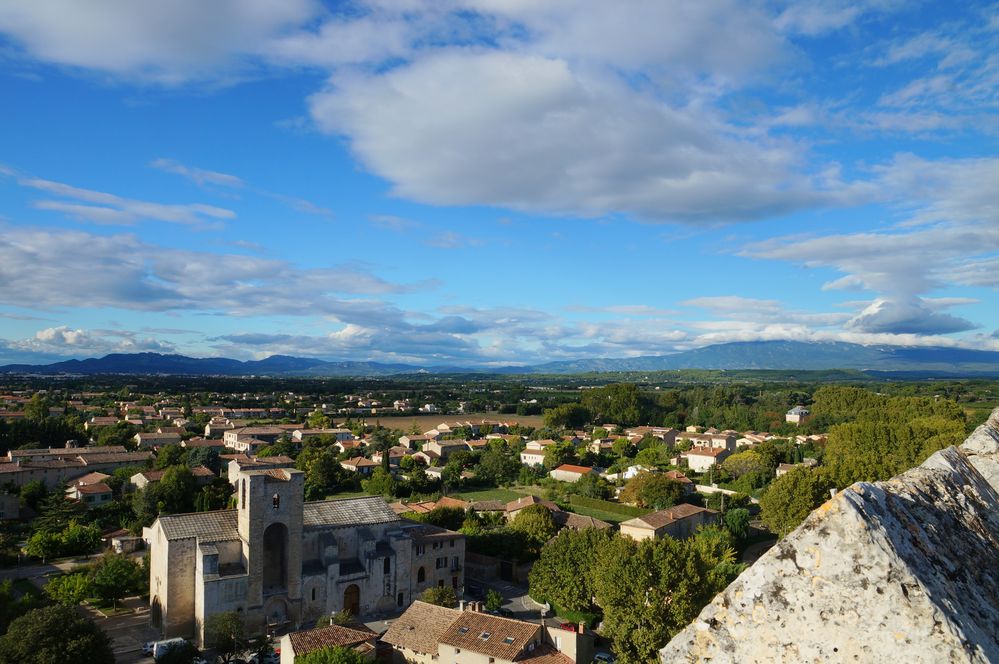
left=7, top=326, right=176, bottom=357
left=845, top=297, right=977, bottom=335
left=310, top=50, right=855, bottom=223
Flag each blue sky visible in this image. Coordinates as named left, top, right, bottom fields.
left=0, top=0, right=997, bottom=367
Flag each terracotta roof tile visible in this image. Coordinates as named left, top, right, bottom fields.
left=288, top=623, right=376, bottom=657
left=439, top=611, right=541, bottom=660
left=381, top=601, right=461, bottom=655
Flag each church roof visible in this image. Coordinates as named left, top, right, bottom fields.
left=158, top=509, right=239, bottom=542
left=156, top=496, right=400, bottom=542
left=303, top=496, right=399, bottom=529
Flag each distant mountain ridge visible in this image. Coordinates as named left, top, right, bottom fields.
left=3, top=340, right=999, bottom=376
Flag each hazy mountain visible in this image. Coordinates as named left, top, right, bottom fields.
left=3, top=341, right=999, bottom=376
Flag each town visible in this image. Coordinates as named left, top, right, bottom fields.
left=0, top=374, right=989, bottom=663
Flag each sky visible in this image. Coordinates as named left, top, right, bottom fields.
left=0, top=0, right=997, bottom=367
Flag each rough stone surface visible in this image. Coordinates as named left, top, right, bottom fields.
left=661, top=407, right=999, bottom=664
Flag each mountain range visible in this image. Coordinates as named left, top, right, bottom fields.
left=3, top=341, right=999, bottom=376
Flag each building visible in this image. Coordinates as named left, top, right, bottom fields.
left=786, top=406, right=811, bottom=425
left=130, top=465, right=216, bottom=490
left=519, top=449, right=546, bottom=467
left=548, top=464, right=597, bottom=483
left=0, top=446, right=152, bottom=488
left=135, top=432, right=182, bottom=448
left=226, top=455, right=296, bottom=485
left=619, top=504, right=719, bottom=542
left=279, top=622, right=377, bottom=664
left=223, top=427, right=285, bottom=453
left=682, top=446, right=732, bottom=473
left=382, top=601, right=591, bottom=664
left=340, top=457, right=379, bottom=475
left=146, top=467, right=465, bottom=644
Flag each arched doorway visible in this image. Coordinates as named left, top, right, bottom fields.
left=150, top=596, right=162, bottom=630
left=417, top=567, right=426, bottom=583
left=343, top=584, right=360, bottom=617
left=263, top=522, right=288, bottom=593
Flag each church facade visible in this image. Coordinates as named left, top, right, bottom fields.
left=147, top=467, right=465, bottom=643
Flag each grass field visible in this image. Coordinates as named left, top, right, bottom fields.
left=567, top=504, right=636, bottom=525
left=454, top=487, right=525, bottom=502
left=348, top=413, right=546, bottom=432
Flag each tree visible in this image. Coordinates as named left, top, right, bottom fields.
left=723, top=508, right=751, bottom=541
left=543, top=403, right=590, bottom=430
left=308, top=410, right=332, bottom=430
left=186, top=447, right=221, bottom=474
left=510, top=505, right=557, bottom=548
left=528, top=527, right=613, bottom=614
left=204, top=611, right=248, bottom=663
left=155, top=444, right=187, bottom=469
left=419, top=585, right=457, bottom=608
left=720, top=450, right=771, bottom=479
left=619, top=473, right=684, bottom=510
left=158, top=465, right=196, bottom=513
left=485, top=589, right=504, bottom=612
left=542, top=441, right=576, bottom=470
left=23, top=531, right=60, bottom=563
left=44, top=571, right=92, bottom=606
left=297, top=645, right=366, bottom=664
left=90, top=553, right=143, bottom=609
left=19, top=480, right=47, bottom=511
left=59, top=520, right=102, bottom=555
left=759, top=467, right=835, bottom=538
left=362, top=468, right=397, bottom=498
left=0, top=605, right=114, bottom=664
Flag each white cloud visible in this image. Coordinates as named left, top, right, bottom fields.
left=8, top=326, right=176, bottom=357
left=13, top=174, right=235, bottom=227
left=150, top=158, right=244, bottom=188
left=310, top=50, right=857, bottom=223
left=0, top=0, right=317, bottom=84
left=845, top=297, right=976, bottom=335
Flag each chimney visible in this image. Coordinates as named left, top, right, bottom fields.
left=459, top=600, right=465, bottom=612
left=578, top=622, right=585, bottom=634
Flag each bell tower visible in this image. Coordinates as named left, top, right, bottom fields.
left=236, top=467, right=305, bottom=613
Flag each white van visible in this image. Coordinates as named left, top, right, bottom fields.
left=151, top=637, right=188, bottom=659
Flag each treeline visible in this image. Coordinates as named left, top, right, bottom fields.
left=759, top=387, right=968, bottom=536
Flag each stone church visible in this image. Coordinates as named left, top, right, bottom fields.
left=147, top=466, right=465, bottom=643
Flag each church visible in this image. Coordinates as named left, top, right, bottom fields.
left=146, top=466, right=465, bottom=643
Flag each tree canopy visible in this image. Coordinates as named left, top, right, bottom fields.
left=0, top=605, right=114, bottom=664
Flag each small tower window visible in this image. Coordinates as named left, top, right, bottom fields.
left=272, top=493, right=280, bottom=509
left=384, top=557, right=391, bottom=574
left=240, top=479, right=245, bottom=507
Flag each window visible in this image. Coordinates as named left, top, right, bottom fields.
left=240, top=479, right=245, bottom=507
left=458, top=627, right=470, bottom=635
left=438, top=580, right=444, bottom=588
left=311, top=588, right=316, bottom=601
left=480, top=632, right=491, bottom=641
left=503, top=637, right=515, bottom=645
left=384, top=557, right=391, bottom=574
left=450, top=539, right=455, bottom=548
left=397, top=593, right=404, bottom=607
left=418, top=567, right=426, bottom=583
left=416, top=544, right=426, bottom=556
left=272, top=493, right=280, bottom=509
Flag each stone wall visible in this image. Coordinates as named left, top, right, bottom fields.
left=661, top=408, right=999, bottom=664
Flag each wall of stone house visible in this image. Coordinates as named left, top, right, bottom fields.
left=153, top=534, right=197, bottom=639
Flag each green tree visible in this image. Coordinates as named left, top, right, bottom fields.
left=23, top=531, right=61, bottom=563
left=308, top=411, right=332, bottom=430
left=362, top=468, right=397, bottom=498
left=158, top=465, right=196, bottom=513
left=23, top=394, right=50, bottom=423
left=720, top=450, right=771, bottom=479
left=619, top=473, right=684, bottom=510
left=759, top=467, right=835, bottom=538
left=19, top=480, right=47, bottom=511
left=90, top=553, right=143, bottom=609
left=419, top=585, right=457, bottom=608
left=485, top=589, right=504, bottom=612
left=543, top=403, right=590, bottom=430
left=155, top=444, right=187, bottom=469
left=297, top=645, right=366, bottom=664
left=528, top=527, right=613, bottom=614
left=204, top=611, right=247, bottom=663
left=59, top=520, right=102, bottom=555
left=186, top=447, right=222, bottom=474
left=542, top=441, right=576, bottom=470
left=0, top=605, right=114, bottom=664
left=510, top=505, right=557, bottom=548
left=723, top=508, right=751, bottom=541
left=44, top=571, right=93, bottom=606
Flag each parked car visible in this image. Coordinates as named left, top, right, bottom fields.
left=141, top=641, right=155, bottom=657
left=593, top=652, right=616, bottom=664
left=248, top=652, right=280, bottom=664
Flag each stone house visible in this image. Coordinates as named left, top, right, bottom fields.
left=548, top=464, right=597, bottom=483
left=619, top=504, right=718, bottom=542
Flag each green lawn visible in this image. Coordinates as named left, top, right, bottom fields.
left=566, top=504, right=635, bottom=525
left=324, top=491, right=369, bottom=501
left=454, top=488, right=525, bottom=503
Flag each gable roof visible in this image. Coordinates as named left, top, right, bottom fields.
left=439, top=611, right=540, bottom=660
left=287, top=623, right=376, bottom=657
left=505, top=495, right=562, bottom=513
left=552, top=464, right=595, bottom=475
left=303, top=496, right=399, bottom=529
left=623, top=504, right=717, bottom=530
left=381, top=601, right=461, bottom=655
